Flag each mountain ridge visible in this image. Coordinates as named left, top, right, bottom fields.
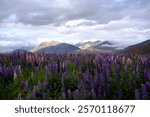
left=31, top=41, right=80, bottom=53
left=6, top=39, right=150, bottom=54
left=123, top=39, right=150, bottom=54
left=30, top=40, right=62, bottom=52
left=75, top=40, right=118, bottom=52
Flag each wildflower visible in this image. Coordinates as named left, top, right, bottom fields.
left=25, top=80, right=29, bottom=93
left=67, top=89, right=72, bottom=100
left=91, top=89, right=96, bottom=100
left=13, top=71, right=17, bottom=81
left=43, top=81, right=47, bottom=90
left=26, top=94, right=30, bottom=100
left=37, top=80, right=41, bottom=90
left=74, top=89, right=80, bottom=100
left=18, top=93, right=22, bottom=100
left=118, top=89, right=123, bottom=99
left=141, top=84, right=147, bottom=96
left=62, top=92, right=66, bottom=100
left=135, top=89, right=140, bottom=100
left=42, top=93, right=48, bottom=100
left=32, top=86, right=37, bottom=99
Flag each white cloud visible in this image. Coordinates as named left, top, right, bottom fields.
left=0, top=0, right=149, bottom=51
left=0, top=40, right=21, bottom=47
left=65, top=19, right=96, bottom=27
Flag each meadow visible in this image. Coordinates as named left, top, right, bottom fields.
left=0, top=52, right=149, bottom=100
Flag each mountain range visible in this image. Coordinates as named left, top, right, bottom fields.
left=122, top=39, right=150, bottom=54
left=10, top=39, right=150, bottom=54
left=30, top=40, right=119, bottom=53
left=75, top=40, right=118, bottom=52
left=30, top=41, right=80, bottom=53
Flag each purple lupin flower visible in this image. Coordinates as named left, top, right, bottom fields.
left=61, top=87, right=66, bottom=94
left=146, top=82, right=150, bottom=91
left=74, top=89, right=80, bottom=100
left=32, top=86, right=37, bottom=99
left=83, top=89, right=87, bottom=100
left=100, top=74, right=105, bottom=87
left=61, top=75, right=64, bottom=86
left=106, top=84, right=111, bottom=96
left=77, top=79, right=84, bottom=89
left=45, top=66, right=48, bottom=78
left=67, top=89, right=72, bottom=100
left=18, top=93, right=22, bottom=100
left=102, top=64, right=106, bottom=77
left=144, top=69, right=150, bottom=80
left=42, top=93, right=48, bottom=100
left=37, top=80, right=41, bottom=90
left=93, top=78, right=98, bottom=91
left=129, top=77, right=135, bottom=86
left=93, top=71, right=99, bottom=91
left=43, top=81, right=47, bottom=90
left=0, top=66, right=2, bottom=73
left=25, top=80, right=29, bottom=93
left=48, top=64, right=52, bottom=72
left=135, top=89, right=140, bottom=100
left=83, top=71, right=90, bottom=82
left=65, top=62, right=68, bottom=72
left=26, top=94, right=30, bottom=100
left=142, top=95, right=148, bottom=100
left=144, top=69, right=147, bottom=80
left=91, top=89, right=96, bottom=100
left=94, top=68, right=98, bottom=78
left=141, top=84, right=147, bottom=96
left=116, top=64, right=120, bottom=77
left=59, top=63, right=62, bottom=74
left=35, top=66, right=40, bottom=72
left=118, top=89, right=123, bottom=99
left=85, top=81, right=92, bottom=91
left=147, top=70, right=150, bottom=80
left=98, top=86, right=105, bottom=97
left=62, top=92, right=66, bottom=100
left=136, top=64, right=140, bottom=73
left=54, top=63, right=58, bottom=72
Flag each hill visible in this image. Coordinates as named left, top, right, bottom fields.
left=123, top=39, right=150, bottom=54
left=31, top=41, right=80, bottom=53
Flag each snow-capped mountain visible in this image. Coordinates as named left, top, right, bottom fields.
left=75, top=40, right=119, bottom=52
left=30, top=40, right=80, bottom=53
left=75, top=40, right=102, bottom=49
left=30, top=41, right=62, bottom=52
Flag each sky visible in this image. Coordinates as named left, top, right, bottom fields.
left=0, top=0, right=150, bottom=51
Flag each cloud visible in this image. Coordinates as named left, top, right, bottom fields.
left=0, top=0, right=150, bottom=51
left=0, top=0, right=149, bottom=26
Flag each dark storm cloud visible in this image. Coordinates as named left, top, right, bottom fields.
left=0, top=0, right=149, bottom=26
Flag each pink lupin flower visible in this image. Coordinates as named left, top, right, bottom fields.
left=13, top=71, right=17, bottom=81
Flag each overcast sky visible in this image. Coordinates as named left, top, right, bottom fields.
left=0, top=0, right=150, bottom=51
